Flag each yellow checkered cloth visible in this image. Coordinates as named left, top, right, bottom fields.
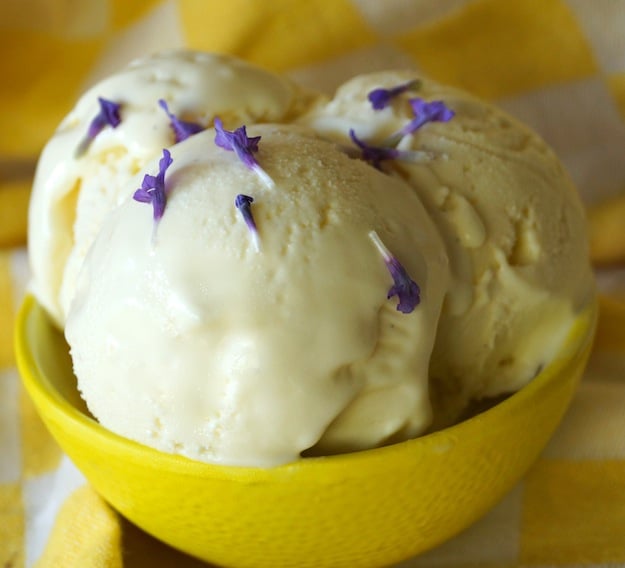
left=2, top=0, right=625, bottom=566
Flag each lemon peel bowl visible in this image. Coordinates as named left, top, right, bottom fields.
left=15, top=295, right=596, bottom=568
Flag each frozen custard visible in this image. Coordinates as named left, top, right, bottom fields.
left=64, top=125, right=449, bottom=466
left=28, top=51, right=595, bottom=466
left=28, top=50, right=311, bottom=327
left=300, top=71, right=595, bottom=426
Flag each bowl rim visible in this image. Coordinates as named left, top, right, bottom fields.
left=15, top=293, right=598, bottom=478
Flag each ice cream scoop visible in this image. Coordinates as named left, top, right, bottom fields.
left=28, top=50, right=311, bottom=326
left=65, top=125, right=450, bottom=466
left=299, top=71, right=595, bottom=426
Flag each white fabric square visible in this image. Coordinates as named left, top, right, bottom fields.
left=567, top=0, right=625, bottom=73
left=351, top=0, right=473, bottom=36
left=23, top=456, right=86, bottom=568
left=0, top=369, right=22, bottom=484
left=497, top=77, right=625, bottom=204
left=288, top=43, right=418, bottom=95
left=9, top=248, right=30, bottom=311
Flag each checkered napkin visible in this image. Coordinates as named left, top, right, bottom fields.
left=2, top=1, right=625, bottom=566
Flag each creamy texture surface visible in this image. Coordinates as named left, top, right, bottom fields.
left=29, top=52, right=595, bottom=466
left=29, top=50, right=308, bottom=326
left=299, top=71, right=595, bottom=425
left=65, top=126, right=449, bottom=466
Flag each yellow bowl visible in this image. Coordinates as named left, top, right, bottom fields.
left=15, top=295, right=596, bottom=568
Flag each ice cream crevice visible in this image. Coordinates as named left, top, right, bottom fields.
left=508, top=212, right=541, bottom=266
left=439, top=192, right=486, bottom=249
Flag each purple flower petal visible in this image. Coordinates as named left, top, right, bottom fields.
left=214, top=118, right=260, bottom=165
left=158, top=99, right=204, bottom=143
left=214, top=117, right=273, bottom=187
left=349, top=129, right=399, bottom=169
left=386, top=257, right=421, bottom=314
left=76, top=97, right=122, bottom=156
left=409, top=98, right=455, bottom=126
left=93, top=97, right=122, bottom=131
left=369, top=231, right=420, bottom=314
left=367, top=79, right=421, bottom=110
left=133, top=149, right=173, bottom=222
left=235, top=194, right=260, bottom=251
left=349, top=129, right=435, bottom=168
left=386, top=98, right=455, bottom=145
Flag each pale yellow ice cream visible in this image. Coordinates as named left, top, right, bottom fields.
left=64, top=125, right=449, bottom=466
left=29, top=51, right=595, bottom=466
left=299, top=71, right=595, bottom=425
left=29, top=50, right=309, bottom=327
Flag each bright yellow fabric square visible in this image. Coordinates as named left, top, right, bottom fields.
left=0, top=179, right=30, bottom=248
left=20, top=385, right=63, bottom=477
left=521, top=460, right=625, bottom=564
left=178, top=0, right=378, bottom=72
left=394, top=0, right=598, bottom=99
left=0, top=252, right=16, bottom=369
left=0, top=31, right=104, bottom=158
left=36, top=486, right=122, bottom=568
left=607, top=73, right=625, bottom=123
left=0, top=482, right=24, bottom=568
